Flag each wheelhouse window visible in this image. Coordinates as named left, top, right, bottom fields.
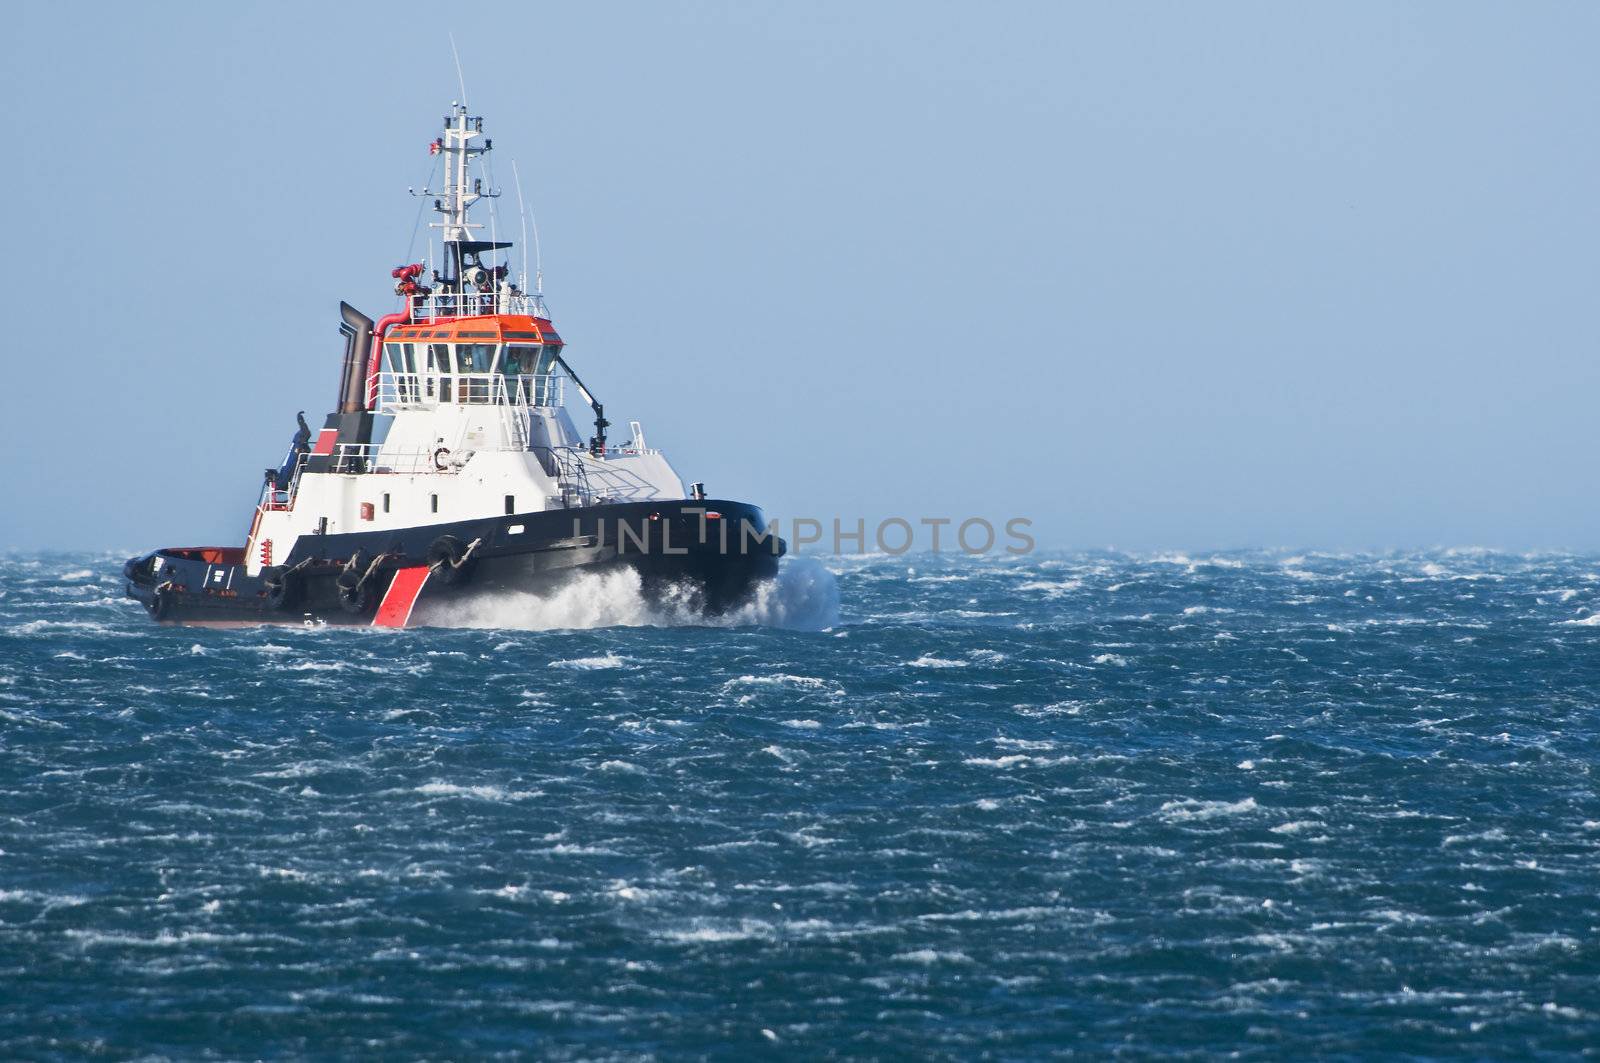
left=385, top=343, right=419, bottom=403
left=425, top=344, right=451, bottom=401
left=455, top=344, right=497, bottom=373
left=538, top=345, right=561, bottom=405
left=502, top=345, right=536, bottom=377
left=501, top=344, right=561, bottom=405
left=454, top=343, right=497, bottom=403
left=381, top=342, right=563, bottom=407
left=502, top=344, right=545, bottom=404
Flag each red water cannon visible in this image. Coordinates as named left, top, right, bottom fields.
left=391, top=263, right=431, bottom=297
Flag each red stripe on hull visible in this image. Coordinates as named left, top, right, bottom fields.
left=373, top=566, right=431, bottom=628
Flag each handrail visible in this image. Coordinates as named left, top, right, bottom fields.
left=260, top=432, right=667, bottom=512
left=372, top=371, right=562, bottom=413
left=405, top=288, right=549, bottom=323
left=531, top=445, right=667, bottom=507
left=328, top=444, right=460, bottom=476
left=258, top=452, right=310, bottom=511
left=536, top=446, right=596, bottom=508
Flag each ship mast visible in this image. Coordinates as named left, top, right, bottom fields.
left=424, top=103, right=500, bottom=301
left=434, top=103, right=486, bottom=242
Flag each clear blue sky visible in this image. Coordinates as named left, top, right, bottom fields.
left=4, top=2, right=1597, bottom=552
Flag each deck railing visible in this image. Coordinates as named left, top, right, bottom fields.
left=325, top=444, right=463, bottom=476
left=372, top=372, right=562, bottom=413
left=257, top=435, right=664, bottom=516
left=258, top=452, right=309, bottom=511
left=405, top=289, right=550, bottom=323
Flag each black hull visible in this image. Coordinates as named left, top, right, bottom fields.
left=124, top=500, right=783, bottom=627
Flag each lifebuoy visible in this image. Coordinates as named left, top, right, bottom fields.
left=433, top=447, right=451, bottom=471
left=426, top=535, right=474, bottom=586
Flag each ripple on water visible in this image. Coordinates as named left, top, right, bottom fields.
left=1, top=549, right=1599, bottom=1057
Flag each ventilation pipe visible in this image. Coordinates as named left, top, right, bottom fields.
left=365, top=310, right=413, bottom=409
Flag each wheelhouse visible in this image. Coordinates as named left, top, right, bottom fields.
left=376, top=314, right=565, bottom=409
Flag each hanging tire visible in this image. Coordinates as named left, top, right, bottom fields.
left=262, top=566, right=298, bottom=610
left=336, top=550, right=366, bottom=592
left=426, top=535, right=474, bottom=587
left=338, top=578, right=377, bottom=614
left=147, top=588, right=171, bottom=621
left=339, top=549, right=371, bottom=585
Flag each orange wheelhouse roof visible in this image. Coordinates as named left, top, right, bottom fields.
left=387, top=314, right=563, bottom=345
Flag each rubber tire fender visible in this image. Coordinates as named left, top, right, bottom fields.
left=147, top=587, right=171, bottom=621
left=426, top=535, right=473, bottom=587
left=262, top=566, right=298, bottom=610
left=336, top=550, right=370, bottom=591
left=337, top=580, right=377, bottom=615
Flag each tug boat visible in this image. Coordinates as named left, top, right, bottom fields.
left=125, top=103, right=783, bottom=627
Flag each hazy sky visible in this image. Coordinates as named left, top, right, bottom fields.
left=5, top=2, right=1598, bottom=552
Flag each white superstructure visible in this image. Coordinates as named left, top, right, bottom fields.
left=242, top=105, right=689, bottom=576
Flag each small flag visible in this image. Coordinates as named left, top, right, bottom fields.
left=429, top=139, right=442, bottom=155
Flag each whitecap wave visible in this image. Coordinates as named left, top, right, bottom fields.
left=549, top=653, right=632, bottom=670
left=1017, top=579, right=1084, bottom=596
left=418, top=557, right=838, bottom=632
left=415, top=781, right=539, bottom=801
left=1159, top=797, right=1258, bottom=822
left=907, top=655, right=968, bottom=669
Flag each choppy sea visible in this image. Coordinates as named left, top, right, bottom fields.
left=2, top=549, right=1599, bottom=1059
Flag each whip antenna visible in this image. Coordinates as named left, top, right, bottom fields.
left=448, top=33, right=469, bottom=107
left=512, top=159, right=541, bottom=297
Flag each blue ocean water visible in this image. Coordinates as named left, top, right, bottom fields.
left=2, top=549, right=1598, bottom=1059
